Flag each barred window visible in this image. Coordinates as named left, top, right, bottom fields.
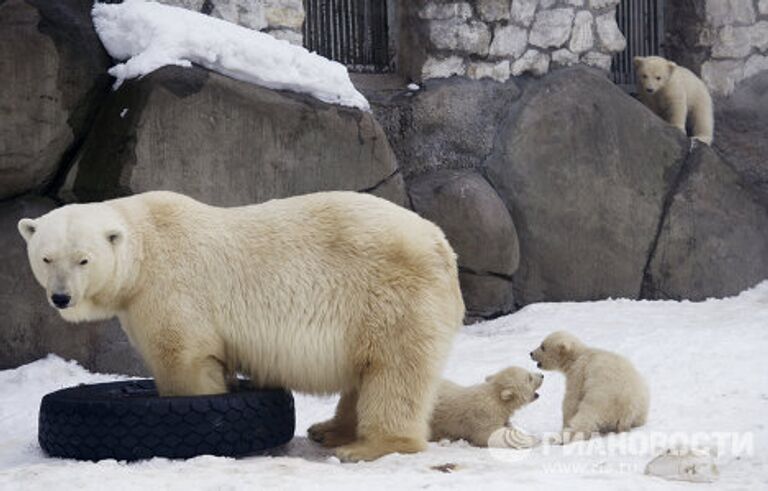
left=303, top=0, right=392, bottom=73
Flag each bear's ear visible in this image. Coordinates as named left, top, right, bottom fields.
left=554, top=339, right=572, bottom=354
left=106, top=229, right=123, bottom=245
left=18, top=218, right=37, bottom=242
left=667, top=61, right=677, bottom=74
left=500, top=388, right=518, bottom=402
left=485, top=375, right=495, bottom=383
left=633, top=56, right=644, bottom=67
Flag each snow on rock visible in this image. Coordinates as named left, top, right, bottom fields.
left=1, top=283, right=768, bottom=489
left=91, top=0, right=369, bottom=111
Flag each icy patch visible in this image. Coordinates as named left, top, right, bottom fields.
left=92, top=0, right=369, bottom=111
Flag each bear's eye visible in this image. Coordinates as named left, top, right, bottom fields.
left=43, top=257, right=51, bottom=264
left=540, top=346, right=545, bottom=352
left=642, top=75, right=648, bottom=79
left=79, top=259, right=89, bottom=266
left=656, top=76, right=661, bottom=80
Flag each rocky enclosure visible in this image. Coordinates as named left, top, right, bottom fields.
left=1, top=0, right=767, bottom=374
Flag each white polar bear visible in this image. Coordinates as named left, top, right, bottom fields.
left=429, top=367, right=543, bottom=447
left=530, top=331, right=649, bottom=443
left=634, top=56, right=714, bottom=145
left=309, top=366, right=544, bottom=449
left=18, top=191, right=465, bottom=462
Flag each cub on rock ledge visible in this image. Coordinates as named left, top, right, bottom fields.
left=18, top=190, right=465, bottom=462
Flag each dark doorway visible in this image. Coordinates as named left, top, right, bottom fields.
left=303, top=0, right=392, bottom=73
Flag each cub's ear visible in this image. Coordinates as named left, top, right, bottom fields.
left=18, top=218, right=37, bottom=242
left=106, top=229, right=123, bottom=245
left=633, top=56, right=644, bottom=67
left=667, top=61, right=677, bottom=74
left=555, top=339, right=572, bottom=354
left=500, top=388, right=516, bottom=401
left=485, top=375, right=494, bottom=383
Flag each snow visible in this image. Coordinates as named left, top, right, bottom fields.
left=2, top=283, right=768, bottom=490
left=91, top=0, right=369, bottom=111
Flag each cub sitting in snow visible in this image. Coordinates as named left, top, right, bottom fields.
left=634, top=55, right=714, bottom=145
left=429, top=367, right=543, bottom=447
left=530, top=331, right=649, bottom=443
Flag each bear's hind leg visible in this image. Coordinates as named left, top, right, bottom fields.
left=559, top=404, right=603, bottom=444
left=335, top=332, right=445, bottom=461
left=308, top=391, right=358, bottom=448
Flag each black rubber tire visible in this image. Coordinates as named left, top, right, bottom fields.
left=38, top=379, right=295, bottom=461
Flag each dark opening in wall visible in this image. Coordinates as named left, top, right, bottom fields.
left=303, top=0, right=393, bottom=73
left=612, top=0, right=666, bottom=87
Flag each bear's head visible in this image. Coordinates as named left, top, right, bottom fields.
left=634, top=56, right=676, bottom=95
left=485, top=366, right=544, bottom=408
left=18, top=203, right=129, bottom=322
left=530, top=330, right=586, bottom=371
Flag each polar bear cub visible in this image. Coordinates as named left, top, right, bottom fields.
left=429, top=367, right=543, bottom=447
left=530, top=331, right=649, bottom=443
left=634, top=56, right=714, bottom=145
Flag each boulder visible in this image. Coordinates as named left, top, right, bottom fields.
left=407, top=170, right=519, bottom=320
left=0, top=0, right=110, bottom=199
left=714, top=72, right=768, bottom=206
left=61, top=66, right=406, bottom=207
left=643, top=145, right=768, bottom=300
left=485, top=67, right=688, bottom=304
left=0, top=195, right=146, bottom=375
left=372, top=77, right=522, bottom=178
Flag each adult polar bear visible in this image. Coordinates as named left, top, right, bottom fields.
left=18, top=191, right=465, bottom=461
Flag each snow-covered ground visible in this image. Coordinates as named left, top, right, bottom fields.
left=1, top=283, right=767, bottom=490
left=92, top=0, right=369, bottom=110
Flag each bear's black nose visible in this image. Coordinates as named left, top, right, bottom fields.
left=51, top=293, right=70, bottom=309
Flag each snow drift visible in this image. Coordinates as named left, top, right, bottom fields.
left=91, top=0, right=369, bottom=111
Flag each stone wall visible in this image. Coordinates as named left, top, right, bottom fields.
left=667, top=0, right=768, bottom=95
left=402, top=0, right=626, bottom=82
left=158, top=0, right=304, bottom=45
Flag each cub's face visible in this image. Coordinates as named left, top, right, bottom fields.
left=486, top=367, right=544, bottom=408
left=634, top=56, right=675, bottom=95
left=530, top=331, right=581, bottom=371
left=18, top=204, right=124, bottom=322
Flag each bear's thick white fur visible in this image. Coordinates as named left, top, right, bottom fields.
left=18, top=191, right=465, bottom=461
left=429, top=367, right=543, bottom=447
left=634, top=56, right=714, bottom=145
left=531, top=331, right=649, bottom=443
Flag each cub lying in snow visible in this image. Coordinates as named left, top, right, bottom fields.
left=531, top=331, right=649, bottom=443
left=310, top=367, right=543, bottom=449
left=429, top=367, right=543, bottom=447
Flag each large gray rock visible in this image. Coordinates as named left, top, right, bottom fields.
left=407, top=170, right=519, bottom=320
left=0, top=196, right=146, bottom=375
left=372, top=77, right=522, bottom=179
left=644, top=145, right=768, bottom=300
left=62, top=66, right=406, bottom=207
left=0, top=0, right=110, bottom=200
left=485, top=67, right=688, bottom=304
left=714, top=72, right=768, bottom=206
